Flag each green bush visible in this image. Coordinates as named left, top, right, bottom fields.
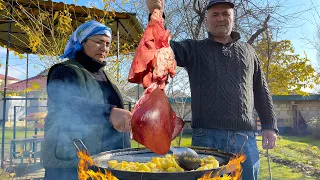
left=308, top=117, right=320, bottom=139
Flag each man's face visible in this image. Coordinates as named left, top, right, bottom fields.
left=82, top=34, right=111, bottom=63
left=206, top=3, right=234, bottom=38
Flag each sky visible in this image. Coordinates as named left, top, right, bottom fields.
left=0, top=0, right=320, bottom=82
left=275, top=0, right=320, bottom=67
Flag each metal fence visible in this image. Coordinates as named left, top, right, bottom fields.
left=1, top=98, right=135, bottom=172
left=1, top=97, right=46, bottom=170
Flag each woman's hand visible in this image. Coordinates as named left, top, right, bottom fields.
left=109, top=108, right=132, bottom=132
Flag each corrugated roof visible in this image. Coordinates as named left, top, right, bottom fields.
left=168, top=95, right=320, bottom=103
left=168, top=97, right=191, bottom=103
left=0, top=74, right=20, bottom=81
left=272, top=95, right=320, bottom=101
left=0, top=75, right=46, bottom=92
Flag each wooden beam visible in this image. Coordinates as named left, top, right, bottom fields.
left=3, top=0, right=130, bottom=19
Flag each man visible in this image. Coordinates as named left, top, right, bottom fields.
left=146, top=0, right=278, bottom=179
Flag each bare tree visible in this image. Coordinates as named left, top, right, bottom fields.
left=309, top=2, right=320, bottom=69
left=114, top=0, right=310, bottom=121
left=138, top=0, right=294, bottom=43
left=296, top=1, right=320, bottom=93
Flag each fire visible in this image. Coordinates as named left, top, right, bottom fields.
left=198, top=153, right=246, bottom=180
left=77, top=150, right=118, bottom=180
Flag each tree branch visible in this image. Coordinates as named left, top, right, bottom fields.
left=247, top=14, right=270, bottom=45
left=193, top=0, right=200, bottom=15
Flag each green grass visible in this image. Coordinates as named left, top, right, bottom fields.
left=130, top=134, right=192, bottom=148
left=257, top=136, right=320, bottom=168
left=2, top=128, right=320, bottom=180
left=281, top=136, right=320, bottom=147
left=131, top=134, right=319, bottom=180
left=0, top=127, right=40, bottom=152
left=0, top=127, right=39, bottom=142
left=257, top=135, right=319, bottom=180
left=131, top=134, right=320, bottom=179
left=259, top=156, right=316, bottom=180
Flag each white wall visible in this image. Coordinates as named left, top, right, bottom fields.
left=0, top=96, right=26, bottom=127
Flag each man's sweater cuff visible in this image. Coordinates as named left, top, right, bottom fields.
left=261, top=122, right=279, bottom=134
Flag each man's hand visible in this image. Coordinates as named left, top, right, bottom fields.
left=146, top=0, right=165, bottom=13
left=262, top=129, right=277, bottom=149
left=109, top=108, right=132, bottom=132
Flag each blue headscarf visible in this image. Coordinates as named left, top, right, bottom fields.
left=60, top=20, right=112, bottom=59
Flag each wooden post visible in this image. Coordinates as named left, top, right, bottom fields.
left=1, top=7, right=12, bottom=169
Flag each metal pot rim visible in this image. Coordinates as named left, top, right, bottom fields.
left=90, top=146, right=235, bottom=180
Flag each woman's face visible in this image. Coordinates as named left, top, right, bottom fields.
left=82, top=34, right=111, bottom=63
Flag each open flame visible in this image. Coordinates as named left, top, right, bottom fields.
left=198, top=153, right=246, bottom=180
left=77, top=150, right=118, bottom=180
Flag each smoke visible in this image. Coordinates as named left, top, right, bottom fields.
left=44, top=77, right=128, bottom=161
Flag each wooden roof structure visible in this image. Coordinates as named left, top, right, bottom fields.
left=0, top=0, right=143, bottom=54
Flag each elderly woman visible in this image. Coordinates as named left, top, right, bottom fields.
left=42, top=20, right=132, bottom=179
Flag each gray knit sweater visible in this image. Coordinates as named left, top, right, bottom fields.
left=171, top=32, right=278, bottom=132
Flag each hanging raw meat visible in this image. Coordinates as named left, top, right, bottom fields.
left=128, top=9, right=184, bottom=155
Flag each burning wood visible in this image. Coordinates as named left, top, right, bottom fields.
left=77, top=150, right=118, bottom=180
left=198, top=153, right=246, bottom=180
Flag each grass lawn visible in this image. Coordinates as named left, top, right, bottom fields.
left=131, top=134, right=320, bottom=180
left=1, top=128, right=320, bottom=180
left=130, top=133, right=192, bottom=148
left=259, top=156, right=316, bottom=180
left=0, top=127, right=39, bottom=142
left=257, top=136, right=320, bottom=180
left=0, top=127, right=39, bottom=152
